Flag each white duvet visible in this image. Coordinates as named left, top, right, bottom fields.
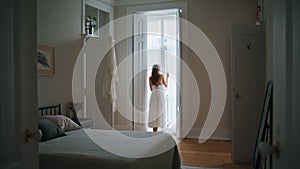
left=39, top=129, right=181, bottom=169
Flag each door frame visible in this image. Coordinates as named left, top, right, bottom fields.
left=132, top=13, right=148, bottom=131
left=126, top=2, right=188, bottom=137
left=266, top=0, right=300, bottom=168
left=0, top=0, right=38, bottom=168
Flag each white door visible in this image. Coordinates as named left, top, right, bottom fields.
left=133, top=14, right=148, bottom=131
left=0, top=0, right=38, bottom=168
left=269, top=0, right=300, bottom=168
left=85, top=37, right=114, bottom=129
left=231, top=24, right=265, bottom=163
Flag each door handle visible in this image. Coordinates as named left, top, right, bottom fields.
left=25, top=129, right=34, bottom=142
left=233, top=94, right=242, bottom=99
left=25, top=129, right=41, bottom=142
left=259, top=141, right=280, bottom=158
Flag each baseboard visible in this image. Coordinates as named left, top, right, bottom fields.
left=184, top=128, right=231, bottom=141
left=114, top=125, right=231, bottom=141
left=114, top=124, right=132, bottom=130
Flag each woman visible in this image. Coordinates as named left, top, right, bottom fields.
left=148, top=64, right=169, bottom=132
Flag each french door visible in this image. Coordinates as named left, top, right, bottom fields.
left=132, top=9, right=181, bottom=134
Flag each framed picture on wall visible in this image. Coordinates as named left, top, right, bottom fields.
left=37, top=45, right=55, bottom=76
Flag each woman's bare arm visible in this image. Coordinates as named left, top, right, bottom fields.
left=162, top=73, right=169, bottom=88
left=149, top=77, right=153, bottom=91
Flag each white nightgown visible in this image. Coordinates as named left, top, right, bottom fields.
left=148, top=85, right=166, bottom=128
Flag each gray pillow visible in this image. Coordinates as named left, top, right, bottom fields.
left=38, top=119, right=66, bottom=141
left=40, top=115, right=81, bottom=131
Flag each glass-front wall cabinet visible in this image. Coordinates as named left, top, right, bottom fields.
left=83, top=1, right=111, bottom=37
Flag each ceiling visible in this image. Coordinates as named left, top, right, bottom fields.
left=97, top=0, right=184, bottom=6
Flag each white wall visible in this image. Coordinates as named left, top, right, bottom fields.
left=187, top=0, right=256, bottom=139
left=188, top=0, right=257, bottom=137
left=37, top=0, right=82, bottom=112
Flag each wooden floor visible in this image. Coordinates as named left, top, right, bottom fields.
left=178, top=139, right=252, bottom=169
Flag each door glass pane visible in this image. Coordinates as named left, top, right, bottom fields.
left=142, top=9, right=179, bottom=133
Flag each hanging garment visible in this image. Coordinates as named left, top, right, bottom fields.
left=102, top=44, right=119, bottom=113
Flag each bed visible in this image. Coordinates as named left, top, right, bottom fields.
left=38, top=104, right=181, bottom=169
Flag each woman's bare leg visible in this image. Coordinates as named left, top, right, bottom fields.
left=153, top=127, right=158, bottom=132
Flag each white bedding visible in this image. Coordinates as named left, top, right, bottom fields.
left=39, top=129, right=181, bottom=169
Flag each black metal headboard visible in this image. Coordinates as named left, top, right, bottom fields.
left=38, top=103, right=61, bottom=115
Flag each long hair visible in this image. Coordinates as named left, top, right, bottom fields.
left=151, top=64, right=160, bottom=85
